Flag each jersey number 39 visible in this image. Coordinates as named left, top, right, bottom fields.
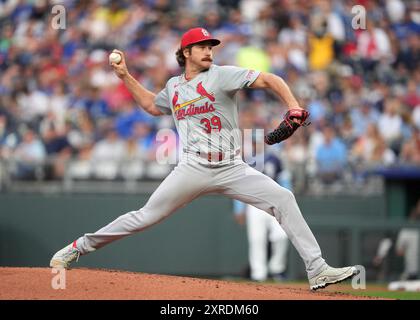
left=200, top=115, right=222, bottom=133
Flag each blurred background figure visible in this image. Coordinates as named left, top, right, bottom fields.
left=373, top=199, right=420, bottom=281
left=400, top=127, right=420, bottom=165
left=395, top=199, right=420, bottom=280
left=378, top=98, right=403, bottom=154
left=119, top=136, right=146, bottom=181
left=91, top=127, right=125, bottom=180
left=234, top=134, right=289, bottom=282
left=0, top=114, right=18, bottom=160
left=234, top=200, right=289, bottom=282
left=315, top=126, right=347, bottom=185
left=12, top=128, right=46, bottom=180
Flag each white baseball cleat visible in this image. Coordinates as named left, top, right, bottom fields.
left=309, top=265, right=358, bottom=291
left=49, top=241, right=80, bottom=269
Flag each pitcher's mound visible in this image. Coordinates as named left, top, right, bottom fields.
left=0, top=267, right=374, bottom=300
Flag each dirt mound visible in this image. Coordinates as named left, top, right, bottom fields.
left=0, top=267, right=376, bottom=300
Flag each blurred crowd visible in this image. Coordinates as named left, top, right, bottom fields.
left=0, top=0, right=419, bottom=190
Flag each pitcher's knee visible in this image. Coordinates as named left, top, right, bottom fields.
left=128, top=208, right=163, bottom=230
left=277, top=187, right=296, bottom=203
left=272, top=188, right=298, bottom=218
left=132, top=206, right=173, bottom=229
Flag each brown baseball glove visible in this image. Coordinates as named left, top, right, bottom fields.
left=264, top=109, right=310, bottom=145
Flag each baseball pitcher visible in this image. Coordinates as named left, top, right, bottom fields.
left=50, top=27, right=357, bottom=290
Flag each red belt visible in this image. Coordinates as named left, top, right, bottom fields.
left=196, top=151, right=224, bottom=162
left=195, top=149, right=240, bottom=162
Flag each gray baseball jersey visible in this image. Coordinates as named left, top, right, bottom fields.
left=74, top=64, right=328, bottom=279
left=155, top=65, right=259, bottom=157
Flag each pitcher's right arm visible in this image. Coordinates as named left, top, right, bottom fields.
left=110, top=49, right=164, bottom=116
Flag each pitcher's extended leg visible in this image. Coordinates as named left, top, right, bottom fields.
left=75, top=161, right=210, bottom=254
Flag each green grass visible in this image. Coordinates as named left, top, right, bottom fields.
left=227, top=278, right=420, bottom=300
left=331, top=282, right=420, bottom=300
left=342, top=290, right=420, bottom=300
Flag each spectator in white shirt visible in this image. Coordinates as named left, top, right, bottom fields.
left=378, top=98, right=403, bottom=151
left=357, top=20, right=392, bottom=61
left=91, top=128, right=126, bottom=180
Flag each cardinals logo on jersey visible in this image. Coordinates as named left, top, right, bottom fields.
left=172, top=82, right=215, bottom=112
left=172, top=82, right=216, bottom=120
left=196, top=82, right=215, bottom=102
left=172, top=91, right=179, bottom=109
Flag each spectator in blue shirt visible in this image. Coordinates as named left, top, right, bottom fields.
left=350, top=100, right=380, bottom=138
left=13, top=128, right=46, bottom=180
left=85, top=87, right=113, bottom=121
left=115, top=101, right=154, bottom=139
left=316, top=127, right=347, bottom=184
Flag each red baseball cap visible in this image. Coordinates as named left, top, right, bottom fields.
left=180, top=27, right=221, bottom=49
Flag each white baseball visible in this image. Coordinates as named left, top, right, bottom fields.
left=109, top=52, right=122, bottom=64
